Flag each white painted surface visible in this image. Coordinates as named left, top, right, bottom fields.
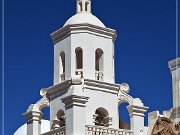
left=53, top=33, right=114, bottom=85
left=23, top=0, right=150, bottom=134
left=64, top=13, right=105, bottom=28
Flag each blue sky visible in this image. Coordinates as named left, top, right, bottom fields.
left=3, top=0, right=179, bottom=134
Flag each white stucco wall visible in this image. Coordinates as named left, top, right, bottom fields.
left=53, top=33, right=115, bottom=85
left=54, top=36, right=71, bottom=85
left=84, top=88, right=119, bottom=128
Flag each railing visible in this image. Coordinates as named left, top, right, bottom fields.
left=60, top=73, right=65, bottom=81
left=41, top=125, right=133, bottom=135
left=41, top=127, right=65, bottom=135
left=95, top=71, right=103, bottom=81
left=86, top=125, right=133, bottom=135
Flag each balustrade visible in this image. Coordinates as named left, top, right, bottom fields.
left=86, top=125, right=133, bottom=135
left=41, top=125, right=133, bottom=135
left=95, top=71, right=103, bottom=81
left=41, top=127, right=65, bottom=135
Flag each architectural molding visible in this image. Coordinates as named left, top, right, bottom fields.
left=24, top=109, right=43, bottom=124
left=127, top=105, right=149, bottom=117
left=83, top=79, right=119, bottom=94
left=46, top=80, right=72, bottom=100
left=51, top=23, right=117, bottom=44
left=46, top=79, right=121, bottom=100
left=61, top=95, right=89, bottom=109
left=168, top=57, right=180, bottom=71
left=23, top=89, right=50, bottom=124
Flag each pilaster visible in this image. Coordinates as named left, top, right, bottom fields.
left=62, top=95, right=89, bottom=135
left=24, top=105, right=43, bottom=135
left=127, top=98, right=148, bottom=135
left=23, top=91, right=49, bottom=135
left=168, top=57, right=180, bottom=108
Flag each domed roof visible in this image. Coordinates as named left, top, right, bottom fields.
left=64, top=13, right=106, bottom=28
left=13, top=120, right=50, bottom=135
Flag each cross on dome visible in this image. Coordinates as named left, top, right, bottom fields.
left=76, top=0, right=91, bottom=13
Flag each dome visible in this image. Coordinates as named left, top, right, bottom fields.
left=64, top=13, right=106, bottom=28
left=13, top=120, right=50, bottom=135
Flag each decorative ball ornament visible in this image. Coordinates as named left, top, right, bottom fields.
left=40, top=88, right=47, bottom=96
left=120, top=83, right=130, bottom=94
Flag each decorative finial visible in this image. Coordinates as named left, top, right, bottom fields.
left=76, top=0, right=91, bottom=13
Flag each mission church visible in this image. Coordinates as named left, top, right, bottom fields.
left=14, top=0, right=180, bottom=135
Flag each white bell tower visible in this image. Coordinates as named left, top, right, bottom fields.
left=51, top=0, right=116, bottom=85
left=23, top=1, right=148, bottom=135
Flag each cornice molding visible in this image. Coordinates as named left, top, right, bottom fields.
left=83, top=79, right=119, bottom=94
left=46, top=79, right=137, bottom=105
left=61, top=95, right=89, bottom=109
left=46, top=79, right=120, bottom=101
left=23, top=110, right=43, bottom=124
left=168, top=57, right=180, bottom=71
left=46, top=80, right=72, bottom=99
left=127, top=105, right=149, bottom=117
left=51, top=23, right=117, bottom=44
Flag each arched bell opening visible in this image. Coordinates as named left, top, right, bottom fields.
left=85, top=1, right=89, bottom=12
left=94, top=107, right=110, bottom=127
left=60, top=51, right=65, bottom=81
left=57, top=110, right=65, bottom=127
left=75, top=47, right=83, bottom=77
left=95, top=48, right=104, bottom=81
left=51, top=109, right=65, bottom=129
left=118, top=102, right=131, bottom=130
left=78, top=1, right=83, bottom=12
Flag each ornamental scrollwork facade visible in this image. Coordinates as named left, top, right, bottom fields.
left=152, top=117, right=180, bottom=135
left=117, top=83, right=133, bottom=104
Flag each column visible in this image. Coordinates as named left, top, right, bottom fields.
left=127, top=98, right=148, bottom=135
left=62, top=95, right=89, bottom=135
left=169, top=58, right=180, bottom=108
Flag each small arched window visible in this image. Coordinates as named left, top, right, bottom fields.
left=94, top=107, right=109, bottom=127
left=60, top=52, right=65, bottom=81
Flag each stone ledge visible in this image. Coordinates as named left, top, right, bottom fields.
left=168, top=57, right=180, bottom=71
